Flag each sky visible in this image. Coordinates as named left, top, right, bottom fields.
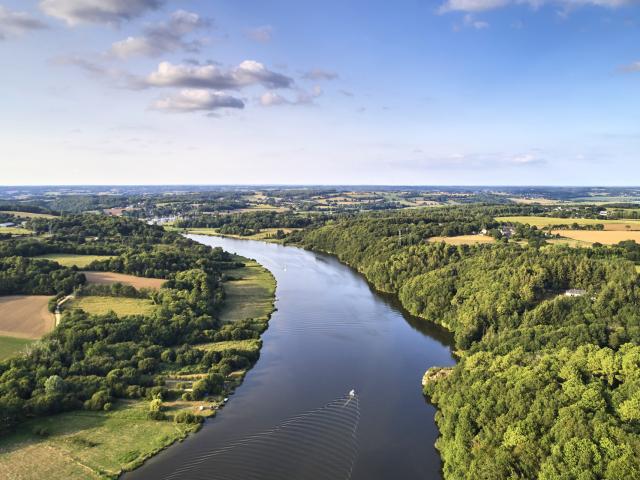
left=0, top=0, right=639, bottom=186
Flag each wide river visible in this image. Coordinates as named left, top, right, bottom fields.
left=126, top=235, right=455, bottom=480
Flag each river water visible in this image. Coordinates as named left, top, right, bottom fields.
left=125, top=236, right=455, bottom=480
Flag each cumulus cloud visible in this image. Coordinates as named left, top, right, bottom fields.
left=245, top=25, right=273, bottom=43
left=302, top=69, right=339, bottom=81
left=0, top=6, right=48, bottom=39
left=260, top=85, right=323, bottom=107
left=110, top=10, right=211, bottom=59
left=152, top=89, right=245, bottom=113
left=139, top=60, right=294, bottom=90
left=40, top=0, right=163, bottom=26
left=439, top=0, right=639, bottom=13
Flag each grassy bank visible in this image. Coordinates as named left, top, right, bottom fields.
left=219, top=258, right=277, bottom=323
left=0, top=402, right=199, bottom=480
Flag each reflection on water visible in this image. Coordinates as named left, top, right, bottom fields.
left=164, top=393, right=360, bottom=480
left=126, top=236, right=455, bottom=480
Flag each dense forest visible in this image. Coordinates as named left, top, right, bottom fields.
left=292, top=206, right=640, bottom=479
left=0, top=216, right=263, bottom=434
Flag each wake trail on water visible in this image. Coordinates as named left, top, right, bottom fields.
left=163, top=393, right=361, bottom=480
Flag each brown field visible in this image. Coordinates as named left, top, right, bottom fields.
left=82, top=272, right=165, bottom=290
left=552, top=230, right=640, bottom=245
left=0, top=296, right=54, bottom=339
left=428, top=235, right=495, bottom=245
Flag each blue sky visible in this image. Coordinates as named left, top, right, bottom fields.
left=0, top=0, right=639, bottom=185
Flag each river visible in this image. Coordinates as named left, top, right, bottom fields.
left=125, top=235, right=455, bottom=480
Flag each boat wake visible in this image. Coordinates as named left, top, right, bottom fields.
left=163, top=392, right=361, bottom=480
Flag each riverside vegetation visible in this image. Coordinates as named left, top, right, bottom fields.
left=0, top=215, right=275, bottom=478
left=290, top=205, right=640, bottom=480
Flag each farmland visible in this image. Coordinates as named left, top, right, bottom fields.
left=0, top=210, right=56, bottom=219
left=551, top=230, right=640, bottom=245
left=0, top=295, right=54, bottom=339
left=35, top=253, right=114, bottom=268
left=0, top=226, right=32, bottom=235
left=0, top=401, right=200, bottom=480
left=427, top=234, right=495, bottom=245
left=195, top=338, right=262, bottom=353
left=496, top=215, right=640, bottom=230
left=219, top=258, right=276, bottom=323
left=82, top=271, right=165, bottom=290
left=67, top=296, right=156, bottom=316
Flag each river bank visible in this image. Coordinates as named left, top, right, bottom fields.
left=126, top=236, right=454, bottom=480
left=0, top=255, right=276, bottom=480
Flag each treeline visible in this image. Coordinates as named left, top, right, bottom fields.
left=293, top=206, right=640, bottom=479
left=176, top=211, right=321, bottom=235
left=0, top=257, right=85, bottom=295
left=0, top=216, right=259, bottom=434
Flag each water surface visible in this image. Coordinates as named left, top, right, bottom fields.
left=126, top=236, right=455, bottom=480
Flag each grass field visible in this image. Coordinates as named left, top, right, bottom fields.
left=0, top=210, right=56, bottom=219
left=195, top=339, right=261, bottom=353
left=82, top=272, right=165, bottom=290
left=551, top=230, right=640, bottom=245
left=0, top=295, right=54, bottom=339
left=68, top=296, right=156, bottom=316
left=219, top=259, right=276, bottom=323
left=0, top=226, right=32, bottom=235
left=0, top=336, right=34, bottom=361
left=428, top=235, right=495, bottom=245
left=0, top=401, right=200, bottom=480
left=496, top=216, right=640, bottom=230
left=36, top=253, right=114, bottom=268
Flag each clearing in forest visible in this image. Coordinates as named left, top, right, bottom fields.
left=0, top=295, right=54, bottom=339
left=67, top=296, right=156, bottom=316
left=428, top=235, right=495, bottom=245
left=36, top=253, right=114, bottom=268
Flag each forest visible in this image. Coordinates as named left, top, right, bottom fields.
left=0, top=215, right=263, bottom=434
left=292, top=206, right=640, bottom=479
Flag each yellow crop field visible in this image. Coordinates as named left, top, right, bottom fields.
left=428, top=235, right=495, bottom=245
left=552, top=230, right=640, bottom=245
left=496, top=216, right=640, bottom=230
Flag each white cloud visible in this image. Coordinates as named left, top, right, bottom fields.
left=110, top=10, right=211, bottom=59
left=152, top=89, right=244, bottom=113
left=439, top=0, right=639, bottom=13
left=246, top=25, right=273, bottom=43
left=40, top=0, right=163, bottom=26
left=140, top=60, right=294, bottom=90
left=260, top=85, right=323, bottom=107
left=0, top=6, right=48, bottom=39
